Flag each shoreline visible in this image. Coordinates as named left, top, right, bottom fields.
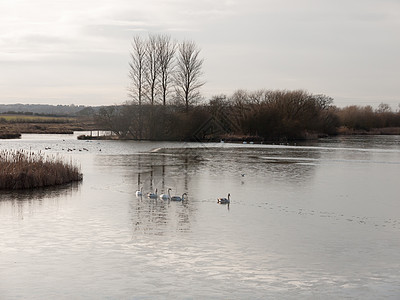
left=76, top=128, right=400, bottom=143
left=2, top=124, right=400, bottom=141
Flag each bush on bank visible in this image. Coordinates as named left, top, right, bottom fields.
left=0, top=150, right=82, bottom=190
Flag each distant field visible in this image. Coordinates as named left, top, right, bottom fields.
left=0, top=114, right=74, bottom=123
left=0, top=115, right=97, bottom=135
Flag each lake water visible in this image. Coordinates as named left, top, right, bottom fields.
left=0, top=134, right=399, bottom=299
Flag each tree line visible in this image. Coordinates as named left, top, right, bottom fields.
left=0, top=104, right=90, bottom=116
left=335, top=103, right=400, bottom=132
left=95, top=35, right=400, bottom=141
left=95, top=88, right=400, bottom=141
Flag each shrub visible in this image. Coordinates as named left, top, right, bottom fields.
left=0, top=150, right=82, bottom=190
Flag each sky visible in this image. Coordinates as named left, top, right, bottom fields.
left=0, top=0, right=399, bottom=108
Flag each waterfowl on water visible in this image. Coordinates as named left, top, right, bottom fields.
left=217, top=193, right=230, bottom=204
left=135, top=187, right=143, bottom=197
left=147, top=188, right=158, bottom=199
left=171, top=193, right=187, bottom=201
left=159, top=188, right=171, bottom=200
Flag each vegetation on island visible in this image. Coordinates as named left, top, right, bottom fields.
left=90, top=34, right=400, bottom=142
left=94, top=89, right=400, bottom=142
left=0, top=150, right=82, bottom=190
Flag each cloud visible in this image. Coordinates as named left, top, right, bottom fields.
left=0, top=0, right=399, bottom=106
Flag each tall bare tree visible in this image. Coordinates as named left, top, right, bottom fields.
left=158, top=35, right=176, bottom=106
left=128, top=35, right=147, bottom=139
left=174, top=40, right=204, bottom=112
left=128, top=36, right=146, bottom=106
left=144, top=34, right=161, bottom=105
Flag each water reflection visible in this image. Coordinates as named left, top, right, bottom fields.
left=91, top=151, right=201, bottom=236
left=1, top=135, right=400, bottom=299
left=130, top=147, right=319, bottom=198
left=0, top=182, right=81, bottom=219
left=130, top=151, right=198, bottom=236
left=177, top=146, right=319, bottom=186
left=96, top=150, right=202, bottom=195
left=93, top=146, right=320, bottom=238
left=130, top=197, right=194, bottom=236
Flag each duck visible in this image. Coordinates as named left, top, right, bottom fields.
left=217, top=193, right=230, bottom=204
left=159, top=188, right=171, bottom=200
left=171, top=192, right=187, bottom=201
left=135, top=187, right=143, bottom=197
left=147, top=188, right=158, bottom=199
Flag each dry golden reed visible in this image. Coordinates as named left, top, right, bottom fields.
left=0, top=150, right=82, bottom=190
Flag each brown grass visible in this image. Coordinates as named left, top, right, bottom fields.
left=0, top=150, right=82, bottom=190
left=0, top=116, right=98, bottom=136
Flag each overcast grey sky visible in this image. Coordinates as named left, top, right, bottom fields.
left=0, top=0, right=399, bottom=108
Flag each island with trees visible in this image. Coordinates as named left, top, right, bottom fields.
left=91, top=34, right=400, bottom=142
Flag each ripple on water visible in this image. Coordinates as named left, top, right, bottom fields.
left=0, top=135, right=400, bottom=299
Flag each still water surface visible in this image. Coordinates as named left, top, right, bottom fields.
left=0, top=134, right=399, bottom=299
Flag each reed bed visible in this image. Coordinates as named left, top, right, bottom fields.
left=0, top=150, right=82, bottom=190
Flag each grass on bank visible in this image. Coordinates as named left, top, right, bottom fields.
left=0, top=116, right=98, bottom=136
left=0, top=150, right=82, bottom=190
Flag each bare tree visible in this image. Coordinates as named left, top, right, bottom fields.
left=128, top=36, right=147, bottom=106
left=158, top=35, right=176, bottom=106
left=128, top=35, right=147, bottom=139
left=174, top=40, right=204, bottom=112
left=144, top=34, right=161, bottom=105
left=376, top=102, right=392, bottom=113
left=96, top=106, right=131, bottom=137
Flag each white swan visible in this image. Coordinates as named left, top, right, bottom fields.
left=147, top=188, right=158, bottom=199
left=171, top=193, right=187, bottom=201
left=135, top=187, right=143, bottom=197
left=159, top=188, right=171, bottom=200
left=217, top=193, right=230, bottom=204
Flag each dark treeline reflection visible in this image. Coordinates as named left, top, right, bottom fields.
left=188, top=146, right=319, bottom=185
left=128, top=151, right=201, bottom=235
left=113, top=145, right=319, bottom=235
left=130, top=195, right=193, bottom=235
left=92, top=145, right=320, bottom=236
left=107, top=150, right=203, bottom=193
left=105, top=146, right=319, bottom=198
